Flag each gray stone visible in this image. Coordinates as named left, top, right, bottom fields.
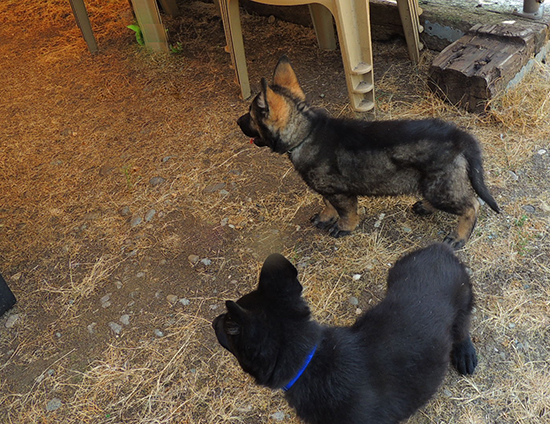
left=144, top=209, right=156, bottom=222
left=508, top=170, right=519, bottom=181
left=188, top=255, right=200, bottom=264
left=130, top=216, right=142, bottom=227
left=270, top=411, right=286, bottom=421
left=149, top=176, right=165, bottom=186
left=179, top=298, right=190, bottom=306
left=136, top=272, right=145, bottom=278
left=522, top=205, right=535, bottom=214
left=201, top=258, right=212, bottom=266
left=120, top=315, right=130, bottom=326
left=154, top=329, right=164, bottom=337
left=119, top=206, right=130, bottom=216
left=203, top=182, right=226, bottom=193
left=166, top=295, right=178, bottom=304
left=5, top=314, right=19, bottom=329
left=46, top=398, right=62, bottom=412
left=87, top=322, right=97, bottom=334
left=100, top=294, right=111, bottom=304
left=349, top=297, right=359, bottom=306
left=109, top=322, right=123, bottom=335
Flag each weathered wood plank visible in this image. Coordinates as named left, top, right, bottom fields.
left=428, top=22, right=543, bottom=112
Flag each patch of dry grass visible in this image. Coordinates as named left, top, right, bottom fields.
left=1, top=1, right=549, bottom=423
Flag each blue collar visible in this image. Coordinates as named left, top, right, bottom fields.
left=282, top=344, right=318, bottom=392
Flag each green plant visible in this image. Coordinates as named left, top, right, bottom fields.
left=127, top=24, right=144, bottom=46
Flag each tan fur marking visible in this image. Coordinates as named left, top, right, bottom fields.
left=454, top=199, right=480, bottom=243
left=337, top=210, right=360, bottom=232
left=273, top=61, right=306, bottom=101
left=318, top=198, right=339, bottom=222
left=265, top=86, right=290, bottom=129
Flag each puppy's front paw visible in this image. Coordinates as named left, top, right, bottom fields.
left=452, top=337, right=478, bottom=375
left=311, top=213, right=337, bottom=230
left=328, top=223, right=351, bottom=238
left=443, top=234, right=466, bottom=250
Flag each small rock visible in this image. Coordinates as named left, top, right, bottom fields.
left=201, top=258, right=212, bottom=266
left=101, top=301, right=111, bottom=308
left=268, top=15, right=276, bottom=24
left=210, top=304, right=219, bottom=310
left=162, top=156, right=175, bottom=163
left=179, top=298, right=190, bottom=306
left=508, top=170, right=519, bottom=181
left=46, top=398, right=62, bottom=412
left=443, top=389, right=452, bottom=397
left=130, top=216, right=142, bottom=227
left=270, top=411, right=286, bottom=421
left=114, top=281, right=123, bottom=289
left=537, top=149, right=547, bottom=155
left=149, top=176, right=165, bottom=186
left=87, top=323, right=97, bottom=334
left=188, top=255, right=200, bottom=264
left=100, top=294, right=111, bottom=304
left=352, top=274, right=361, bottom=281
left=522, top=205, right=535, bottom=214
left=144, top=209, right=156, bottom=222
left=349, top=296, right=359, bottom=306
left=402, top=226, right=412, bottom=233
left=166, top=295, right=178, bottom=304
left=508, top=323, right=516, bottom=329
left=5, top=314, right=19, bottom=328
left=355, top=308, right=363, bottom=315
left=136, top=272, right=145, bottom=278
left=109, top=322, right=123, bottom=335
left=203, top=182, right=226, bottom=193
left=120, top=315, right=130, bottom=326
left=154, top=329, right=164, bottom=337
left=119, top=206, right=131, bottom=216
left=47, top=369, right=55, bottom=376
left=55, top=332, right=62, bottom=338
left=220, top=217, right=229, bottom=226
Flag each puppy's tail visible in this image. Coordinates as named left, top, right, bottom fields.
left=461, top=133, right=500, bottom=214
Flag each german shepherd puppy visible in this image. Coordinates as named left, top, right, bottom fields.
left=213, top=243, right=477, bottom=424
left=237, top=56, right=500, bottom=248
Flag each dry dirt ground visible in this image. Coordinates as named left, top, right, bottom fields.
left=1, top=1, right=549, bottom=423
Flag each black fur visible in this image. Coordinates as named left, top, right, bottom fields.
left=213, top=243, right=478, bottom=424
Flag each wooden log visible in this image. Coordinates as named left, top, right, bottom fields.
left=428, top=22, right=539, bottom=112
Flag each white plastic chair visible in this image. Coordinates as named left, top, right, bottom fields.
left=217, top=0, right=423, bottom=112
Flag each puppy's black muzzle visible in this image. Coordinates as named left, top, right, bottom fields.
left=237, top=113, right=269, bottom=147
left=212, top=314, right=231, bottom=352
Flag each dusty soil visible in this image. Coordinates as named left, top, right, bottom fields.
left=0, top=1, right=549, bottom=423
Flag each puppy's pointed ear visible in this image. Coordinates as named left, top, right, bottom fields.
left=226, top=300, right=248, bottom=322
left=256, top=78, right=270, bottom=112
left=272, top=56, right=305, bottom=101
left=259, top=253, right=302, bottom=298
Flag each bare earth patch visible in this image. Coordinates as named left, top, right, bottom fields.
left=0, top=1, right=549, bottom=423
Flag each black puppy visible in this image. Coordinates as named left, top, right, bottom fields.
left=213, top=243, right=477, bottom=424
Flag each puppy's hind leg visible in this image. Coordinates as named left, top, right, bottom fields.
left=412, top=200, right=436, bottom=216
left=451, top=278, right=477, bottom=375
left=444, top=199, right=480, bottom=250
